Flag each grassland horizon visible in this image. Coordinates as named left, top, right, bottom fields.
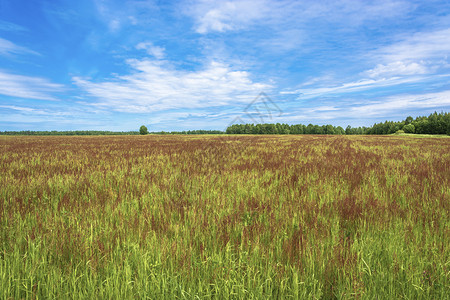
left=1, top=134, right=448, bottom=298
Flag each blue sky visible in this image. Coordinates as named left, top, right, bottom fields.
left=1, top=0, right=450, bottom=131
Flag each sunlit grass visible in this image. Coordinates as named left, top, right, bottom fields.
left=1, top=135, right=449, bottom=298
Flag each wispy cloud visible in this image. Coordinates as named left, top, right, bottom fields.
left=365, top=28, right=450, bottom=78
left=189, top=0, right=270, bottom=34
left=74, top=59, right=271, bottom=113
left=0, top=105, right=73, bottom=116
left=374, top=28, right=450, bottom=63
left=285, top=26, right=450, bottom=99
left=0, top=37, right=39, bottom=57
left=365, top=61, right=431, bottom=78
left=93, top=0, right=158, bottom=32
left=0, top=71, right=65, bottom=100
left=271, top=89, right=450, bottom=126
left=282, top=76, right=427, bottom=99
left=187, top=0, right=413, bottom=34
left=136, top=42, right=165, bottom=59
left=0, top=20, right=27, bottom=32
left=349, top=90, right=450, bottom=116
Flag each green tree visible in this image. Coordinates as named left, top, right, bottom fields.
left=139, top=125, right=149, bottom=135
left=336, top=126, right=345, bottom=135
left=403, top=124, right=415, bottom=133
left=345, top=125, right=352, bottom=135
left=324, top=124, right=335, bottom=134
left=405, top=116, right=413, bottom=125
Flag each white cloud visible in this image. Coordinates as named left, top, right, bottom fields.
left=93, top=0, right=158, bottom=32
left=297, top=74, right=335, bottom=87
left=365, top=61, right=430, bottom=78
left=364, top=28, right=450, bottom=78
left=197, top=7, right=233, bottom=33
left=350, top=90, right=450, bottom=116
left=108, top=19, right=121, bottom=32
left=375, top=28, right=450, bottom=63
left=136, top=42, right=165, bottom=59
left=0, top=37, right=39, bottom=57
left=191, top=0, right=270, bottom=34
left=287, top=27, right=450, bottom=98
left=274, top=89, right=450, bottom=124
left=73, top=59, right=271, bottom=113
left=0, top=105, right=36, bottom=113
left=282, top=76, right=424, bottom=99
left=188, top=0, right=413, bottom=34
left=0, top=105, right=72, bottom=116
left=0, top=71, right=65, bottom=100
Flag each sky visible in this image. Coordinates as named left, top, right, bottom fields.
left=1, top=0, right=450, bottom=132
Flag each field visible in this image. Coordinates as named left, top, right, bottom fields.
left=0, top=135, right=449, bottom=299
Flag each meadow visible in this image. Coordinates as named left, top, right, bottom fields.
left=0, top=135, right=448, bottom=299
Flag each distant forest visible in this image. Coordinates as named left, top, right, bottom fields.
left=0, top=130, right=140, bottom=136
left=0, top=129, right=224, bottom=136
left=1, top=111, right=448, bottom=136
left=226, top=111, right=449, bottom=135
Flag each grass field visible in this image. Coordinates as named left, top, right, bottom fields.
left=0, top=135, right=449, bottom=299
left=392, top=132, right=450, bottom=138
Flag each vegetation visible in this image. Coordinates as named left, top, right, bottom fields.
left=152, top=130, right=224, bottom=135
left=0, top=130, right=140, bottom=136
left=1, top=135, right=448, bottom=298
left=139, top=125, right=149, bottom=135
left=226, top=123, right=346, bottom=135
left=226, top=112, right=450, bottom=135
left=0, top=129, right=224, bottom=136
left=367, top=111, right=449, bottom=135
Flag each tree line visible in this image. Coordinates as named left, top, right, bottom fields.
left=365, top=112, right=449, bottom=135
left=226, top=123, right=346, bottom=135
left=0, top=130, right=140, bottom=136
left=150, top=130, right=224, bottom=135
left=226, top=112, right=450, bottom=135
left=0, top=129, right=224, bottom=136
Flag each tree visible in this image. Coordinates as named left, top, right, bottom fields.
left=345, top=125, right=352, bottom=135
left=403, top=124, right=415, bottom=133
left=313, top=125, right=323, bottom=134
left=305, top=124, right=314, bottom=134
left=324, top=124, right=335, bottom=134
left=139, top=125, right=149, bottom=135
left=336, top=126, right=345, bottom=135
left=405, top=116, right=413, bottom=125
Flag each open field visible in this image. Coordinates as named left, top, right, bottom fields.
left=0, top=135, right=449, bottom=299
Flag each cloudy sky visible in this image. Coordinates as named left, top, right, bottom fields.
left=1, top=0, right=450, bottom=131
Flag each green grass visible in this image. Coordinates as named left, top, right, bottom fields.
left=1, top=135, right=449, bottom=299
left=392, top=132, right=450, bottom=138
